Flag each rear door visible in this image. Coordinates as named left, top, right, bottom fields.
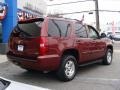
left=47, top=19, right=72, bottom=56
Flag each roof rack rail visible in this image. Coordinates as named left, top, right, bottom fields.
left=46, top=16, right=84, bottom=24
left=64, top=18, right=83, bottom=23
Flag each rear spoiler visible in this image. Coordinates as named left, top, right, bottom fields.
left=18, top=18, right=44, bottom=24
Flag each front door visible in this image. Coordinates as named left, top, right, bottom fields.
left=87, top=26, right=106, bottom=60
left=74, top=23, right=91, bottom=63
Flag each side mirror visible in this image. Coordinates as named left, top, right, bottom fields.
left=100, top=33, right=106, bottom=38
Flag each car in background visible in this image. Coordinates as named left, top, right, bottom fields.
left=0, top=77, right=49, bottom=90
left=111, top=32, right=120, bottom=41
left=102, top=31, right=120, bottom=41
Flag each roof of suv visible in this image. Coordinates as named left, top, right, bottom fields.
left=18, top=16, right=84, bottom=25
left=46, top=16, right=83, bottom=24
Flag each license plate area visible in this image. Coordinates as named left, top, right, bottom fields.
left=17, top=45, right=24, bottom=51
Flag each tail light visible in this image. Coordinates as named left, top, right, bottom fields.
left=39, top=37, right=48, bottom=55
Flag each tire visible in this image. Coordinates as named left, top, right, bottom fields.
left=57, top=55, right=77, bottom=82
left=102, top=49, right=113, bottom=65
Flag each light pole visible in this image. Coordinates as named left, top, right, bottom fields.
left=94, top=0, right=100, bottom=32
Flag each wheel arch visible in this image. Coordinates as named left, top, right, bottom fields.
left=61, top=48, right=80, bottom=63
left=107, top=45, right=113, bottom=53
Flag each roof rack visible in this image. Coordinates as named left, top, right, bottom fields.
left=47, top=16, right=83, bottom=23
left=64, top=18, right=83, bottom=23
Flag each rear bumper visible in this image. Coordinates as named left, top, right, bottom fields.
left=7, top=53, right=60, bottom=71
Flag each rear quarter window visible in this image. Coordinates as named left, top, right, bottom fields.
left=48, top=19, right=71, bottom=37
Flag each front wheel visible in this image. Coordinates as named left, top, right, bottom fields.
left=57, top=55, right=77, bottom=82
left=102, top=49, right=113, bottom=65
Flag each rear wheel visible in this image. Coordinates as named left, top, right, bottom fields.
left=102, top=49, right=113, bottom=65
left=57, top=55, right=77, bottom=82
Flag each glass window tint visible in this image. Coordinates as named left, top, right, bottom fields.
left=88, top=27, right=98, bottom=39
left=55, top=20, right=71, bottom=37
left=18, top=21, right=42, bottom=37
left=48, top=19, right=71, bottom=37
left=75, top=23, right=87, bottom=38
left=48, top=19, right=60, bottom=37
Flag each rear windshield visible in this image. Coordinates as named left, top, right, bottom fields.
left=17, top=21, right=42, bottom=37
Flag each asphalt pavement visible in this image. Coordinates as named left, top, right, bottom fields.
left=0, top=42, right=120, bottom=90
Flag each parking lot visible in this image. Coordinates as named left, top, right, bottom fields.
left=0, top=42, right=120, bottom=90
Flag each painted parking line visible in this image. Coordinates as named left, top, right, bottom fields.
left=76, top=77, right=120, bottom=82
left=114, top=50, right=120, bottom=53
left=75, top=77, right=120, bottom=85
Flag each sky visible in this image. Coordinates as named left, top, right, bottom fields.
left=17, top=0, right=47, bottom=14
left=45, top=0, right=120, bottom=28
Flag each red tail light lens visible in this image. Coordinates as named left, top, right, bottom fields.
left=39, top=37, right=48, bottom=55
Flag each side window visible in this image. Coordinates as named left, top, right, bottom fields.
left=48, top=19, right=60, bottom=37
left=48, top=19, right=71, bottom=37
left=55, top=20, right=71, bottom=37
left=75, top=23, right=87, bottom=38
left=88, top=27, right=98, bottom=39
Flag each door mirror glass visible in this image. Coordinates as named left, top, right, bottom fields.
left=101, top=33, right=107, bottom=38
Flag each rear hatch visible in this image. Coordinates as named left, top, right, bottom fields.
left=8, top=18, right=44, bottom=60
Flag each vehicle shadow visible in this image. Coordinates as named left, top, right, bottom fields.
left=0, top=61, right=105, bottom=85
left=77, top=62, right=103, bottom=76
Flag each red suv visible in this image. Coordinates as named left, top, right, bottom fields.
left=7, top=17, right=113, bottom=81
